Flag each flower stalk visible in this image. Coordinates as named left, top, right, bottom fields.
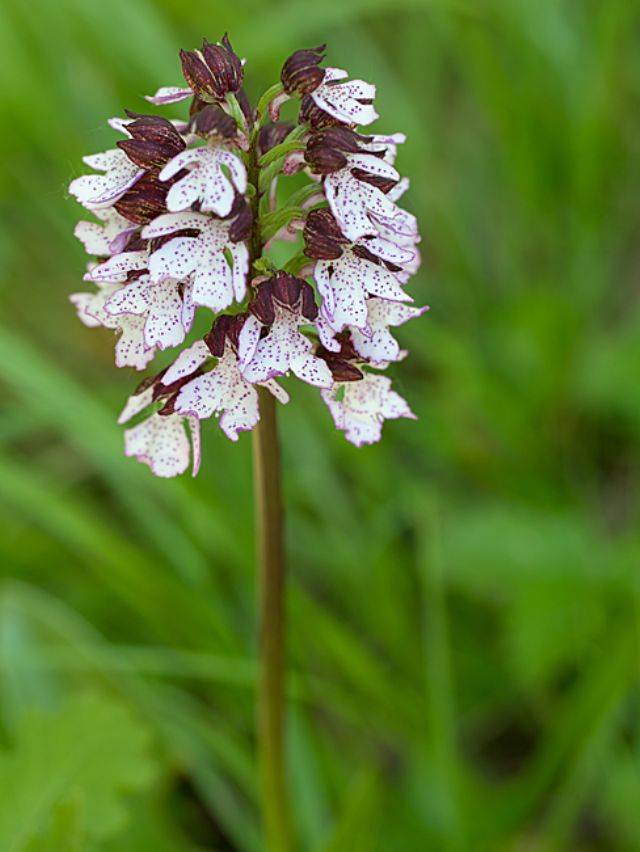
left=247, top=123, right=291, bottom=852
left=253, top=386, right=290, bottom=852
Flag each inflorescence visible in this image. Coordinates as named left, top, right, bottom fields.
left=69, top=36, right=426, bottom=477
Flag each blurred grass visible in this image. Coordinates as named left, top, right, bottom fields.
left=1, top=0, right=640, bottom=849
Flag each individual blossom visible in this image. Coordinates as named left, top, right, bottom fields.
left=118, top=385, right=201, bottom=477
left=69, top=142, right=143, bottom=209
left=158, top=109, right=247, bottom=216
left=74, top=208, right=137, bottom=257
left=324, top=152, right=402, bottom=242
left=239, top=274, right=333, bottom=389
left=142, top=211, right=248, bottom=313
left=70, top=280, right=155, bottom=370
left=146, top=33, right=244, bottom=106
left=317, top=298, right=428, bottom=364
left=166, top=321, right=289, bottom=441
left=103, top=274, right=195, bottom=351
left=304, top=209, right=415, bottom=332
left=321, top=372, right=416, bottom=447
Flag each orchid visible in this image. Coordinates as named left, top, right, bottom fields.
left=69, top=35, right=425, bottom=475
left=67, top=35, right=428, bottom=851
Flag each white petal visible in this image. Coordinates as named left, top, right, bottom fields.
left=125, top=413, right=192, bottom=477
left=187, top=416, right=202, bottom=476
left=261, top=379, right=290, bottom=404
left=289, top=352, right=333, bottom=388
left=229, top=242, right=249, bottom=303
left=348, top=153, right=399, bottom=181
left=145, top=86, right=193, bottom=105
left=88, top=250, right=148, bottom=283
left=162, top=339, right=210, bottom=384
left=148, top=237, right=199, bottom=283
left=142, top=211, right=209, bottom=239
left=118, top=387, right=155, bottom=424
left=191, top=252, right=234, bottom=312
left=114, top=315, right=155, bottom=370
left=144, top=281, right=187, bottom=350
left=238, top=314, right=262, bottom=368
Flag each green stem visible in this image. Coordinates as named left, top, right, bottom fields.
left=253, top=387, right=291, bottom=852
left=247, top=120, right=292, bottom=852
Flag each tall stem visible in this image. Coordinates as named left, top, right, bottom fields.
left=253, top=388, right=290, bottom=852
left=246, top=122, right=291, bottom=852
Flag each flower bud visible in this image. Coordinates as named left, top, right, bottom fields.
left=227, top=196, right=253, bottom=243
left=180, top=49, right=218, bottom=101
left=305, top=127, right=369, bottom=175
left=118, top=113, right=186, bottom=169
left=303, top=209, right=347, bottom=260
left=190, top=104, right=237, bottom=139
left=258, top=121, right=295, bottom=156
left=281, top=45, right=326, bottom=95
left=201, top=33, right=244, bottom=97
left=114, top=172, right=170, bottom=225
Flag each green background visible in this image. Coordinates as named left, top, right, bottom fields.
left=1, top=0, right=639, bottom=849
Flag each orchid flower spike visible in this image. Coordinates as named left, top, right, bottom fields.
left=69, top=36, right=426, bottom=476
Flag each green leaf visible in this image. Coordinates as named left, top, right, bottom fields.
left=0, top=693, right=155, bottom=852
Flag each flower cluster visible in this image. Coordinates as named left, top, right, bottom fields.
left=69, top=36, right=425, bottom=476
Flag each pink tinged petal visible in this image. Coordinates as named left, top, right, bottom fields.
left=124, top=414, right=192, bottom=477
left=88, top=250, right=148, bottom=283
left=145, top=86, right=193, bottom=104
left=229, top=242, right=248, bottom=302
left=142, top=211, right=209, bottom=239
left=162, top=339, right=210, bottom=385
left=187, top=416, right=202, bottom=476
left=362, top=262, right=412, bottom=303
left=348, top=153, right=400, bottom=181
left=159, top=148, right=205, bottom=181
left=289, top=352, right=333, bottom=388
left=238, top=314, right=262, bottom=368
left=261, top=379, right=290, bottom=405
left=118, top=387, right=155, bottom=424
left=148, top=236, right=199, bottom=283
